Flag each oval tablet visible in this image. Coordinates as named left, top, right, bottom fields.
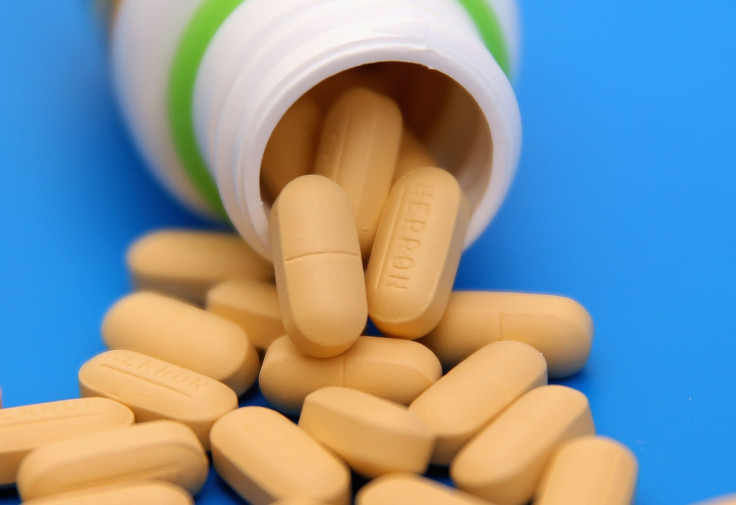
left=260, top=336, right=442, bottom=415
left=126, top=229, right=273, bottom=304
left=356, top=474, right=493, bottom=505
left=206, top=279, right=285, bottom=350
left=16, top=420, right=208, bottom=500
left=103, top=292, right=259, bottom=394
left=21, top=480, right=193, bottom=505
left=410, top=341, right=547, bottom=465
left=0, top=397, right=134, bottom=486
left=262, top=95, right=322, bottom=201
left=419, top=291, right=594, bottom=377
left=366, top=167, right=470, bottom=339
left=210, top=407, right=350, bottom=505
left=79, top=350, right=238, bottom=449
left=300, top=387, right=434, bottom=477
left=314, top=87, right=402, bottom=257
left=451, top=385, right=595, bottom=505
left=307, top=67, right=394, bottom=111
left=270, top=175, right=367, bottom=358
left=535, top=436, right=637, bottom=505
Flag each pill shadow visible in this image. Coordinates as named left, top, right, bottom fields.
left=238, top=383, right=279, bottom=410
left=203, top=466, right=243, bottom=503
left=351, top=471, right=371, bottom=494
left=424, top=464, right=453, bottom=486
left=0, top=486, right=18, bottom=503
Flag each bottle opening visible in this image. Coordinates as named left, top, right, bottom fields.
left=258, top=62, right=492, bottom=218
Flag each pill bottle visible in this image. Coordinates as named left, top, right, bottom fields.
left=105, top=0, right=521, bottom=260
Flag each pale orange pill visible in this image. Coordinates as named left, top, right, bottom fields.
left=270, top=175, right=367, bottom=358
left=126, top=229, right=273, bottom=304
left=261, top=95, right=322, bottom=201
left=210, top=407, right=350, bottom=505
left=356, top=473, right=493, bottom=505
left=409, top=341, right=547, bottom=465
left=314, top=87, right=402, bottom=257
left=393, top=129, right=437, bottom=183
left=300, top=387, right=434, bottom=477
left=20, top=480, right=193, bottom=505
left=535, top=436, right=638, bottom=505
left=206, top=279, right=285, bottom=351
left=307, top=67, right=396, bottom=116
left=0, top=398, right=134, bottom=486
left=419, top=291, right=593, bottom=378
left=366, top=167, right=470, bottom=339
left=451, top=385, right=595, bottom=505
left=102, top=291, right=260, bottom=395
left=16, top=420, right=208, bottom=500
left=260, top=336, right=441, bottom=415
left=79, top=350, right=238, bottom=449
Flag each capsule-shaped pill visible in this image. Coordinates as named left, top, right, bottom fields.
left=261, top=95, right=322, bottom=201
left=451, top=385, right=595, bottom=505
left=79, top=350, right=238, bottom=449
left=0, top=398, right=134, bottom=486
left=419, top=291, right=594, bottom=377
left=260, top=336, right=441, bottom=415
left=21, top=480, right=193, bottom=505
left=103, top=292, right=260, bottom=394
left=366, top=167, right=470, bottom=339
left=126, top=229, right=273, bottom=304
left=356, top=474, right=493, bottom=505
left=16, top=420, right=208, bottom=500
left=210, top=407, right=350, bottom=505
left=270, top=175, right=367, bottom=358
left=300, top=387, right=434, bottom=477
left=307, top=67, right=395, bottom=111
left=535, top=436, right=637, bottom=505
left=410, top=341, right=548, bottom=465
left=206, top=279, right=285, bottom=350
left=314, top=87, right=403, bottom=257
left=393, top=129, right=437, bottom=183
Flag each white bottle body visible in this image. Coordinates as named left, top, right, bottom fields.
left=112, top=0, right=522, bottom=260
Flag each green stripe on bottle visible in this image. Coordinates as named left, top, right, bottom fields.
left=456, top=0, right=512, bottom=78
left=169, top=0, right=511, bottom=217
left=168, top=0, right=246, bottom=219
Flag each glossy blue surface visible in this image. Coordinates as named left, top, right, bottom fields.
left=1, top=2, right=735, bottom=504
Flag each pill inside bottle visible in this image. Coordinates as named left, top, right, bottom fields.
left=258, top=63, right=495, bottom=253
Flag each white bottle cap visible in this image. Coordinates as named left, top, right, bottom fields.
left=195, top=0, right=521, bottom=260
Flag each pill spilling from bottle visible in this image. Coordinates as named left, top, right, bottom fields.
left=1, top=80, right=732, bottom=505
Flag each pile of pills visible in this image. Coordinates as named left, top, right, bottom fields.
left=1, top=86, right=734, bottom=505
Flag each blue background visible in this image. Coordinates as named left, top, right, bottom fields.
left=1, top=1, right=735, bottom=504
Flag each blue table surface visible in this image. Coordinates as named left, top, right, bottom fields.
left=1, top=2, right=735, bottom=504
